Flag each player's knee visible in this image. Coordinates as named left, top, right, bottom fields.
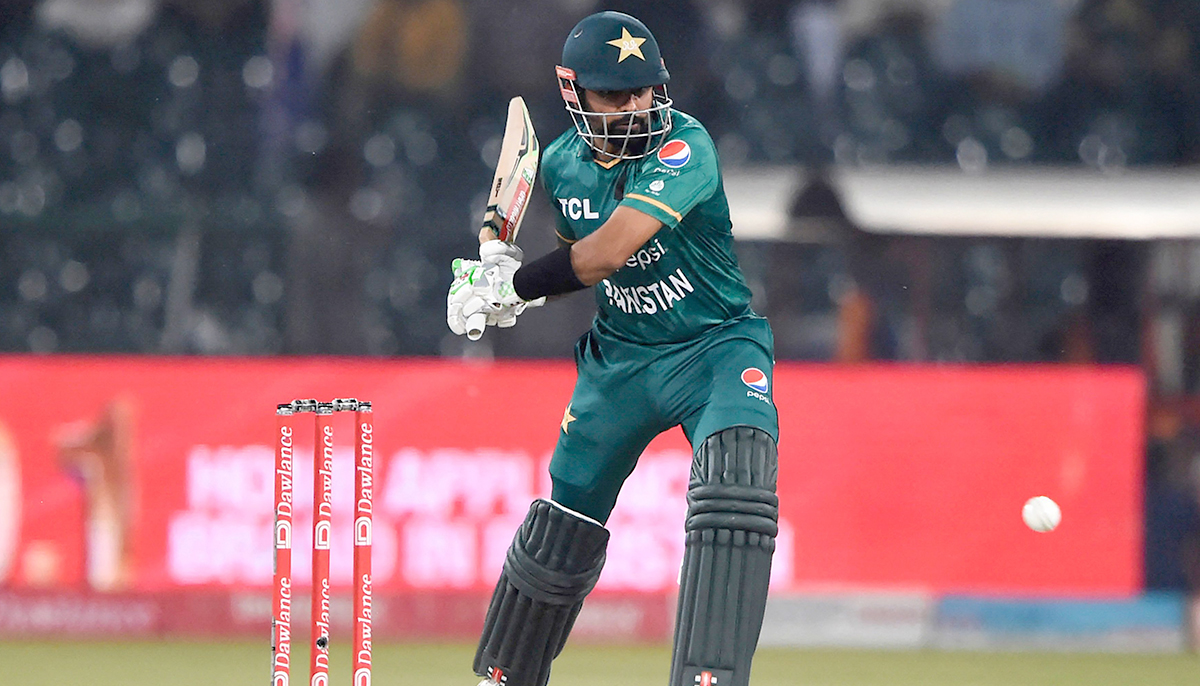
left=504, top=499, right=608, bottom=599
left=548, top=475, right=618, bottom=525
left=693, top=426, right=777, bottom=489
left=689, top=426, right=779, bottom=536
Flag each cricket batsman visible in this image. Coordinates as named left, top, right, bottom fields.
left=447, top=11, right=779, bottom=686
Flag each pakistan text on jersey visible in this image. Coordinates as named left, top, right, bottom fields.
left=601, top=268, right=695, bottom=315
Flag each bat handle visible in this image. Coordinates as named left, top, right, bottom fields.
left=466, top=312, right=487, bottom=341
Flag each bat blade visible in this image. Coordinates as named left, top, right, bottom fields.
left=482, top=96, right=540, bottom=243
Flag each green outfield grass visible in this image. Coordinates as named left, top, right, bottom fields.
left=1, top=641, right=1197, bottom=686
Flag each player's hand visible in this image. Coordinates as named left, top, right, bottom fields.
left=446, top=258, right=517, bottom=338
left=446, top=244, right=544, bottom=340
left=476, top=241, right=546, bottom=328
left=447, top=258, right=489, bottom=338
left=479, top=240, right=523, bottom=284
left=479, top=241, right=546, bottom=320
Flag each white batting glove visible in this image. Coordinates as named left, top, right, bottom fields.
left=446, top=244, right=544, bottom=340
left=479, top=242, right=546, bottom=324
left=480, top=240, right=523, bottom=276
left=447, top=258, right=490, bottom=338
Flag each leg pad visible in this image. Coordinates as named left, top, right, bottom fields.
left=671, top=427, right=779, bottom=686
left=474, top=499, right=609, bottom=686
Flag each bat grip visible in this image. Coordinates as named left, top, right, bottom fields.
left=466, top=312, right=487, bottom=341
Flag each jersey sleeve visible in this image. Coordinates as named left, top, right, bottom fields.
left=551, top=203, right=576, bottom=244
left=620, top=127, right=719, bottom=229
left=540, top=160, right=577, bottom=244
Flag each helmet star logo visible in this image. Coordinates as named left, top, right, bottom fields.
left=606, top=27, right=647, bottom=62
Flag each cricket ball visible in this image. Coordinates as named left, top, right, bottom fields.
left=1022, top=496, right=1061, bottom=533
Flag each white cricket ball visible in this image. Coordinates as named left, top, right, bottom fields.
left=1022, top=496, right=1061, bottom=532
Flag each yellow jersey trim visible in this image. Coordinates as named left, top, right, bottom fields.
left=625, top=193, right=683, bottom=223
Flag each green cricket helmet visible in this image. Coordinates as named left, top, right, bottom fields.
left=557, top=11, right=673, bottom=160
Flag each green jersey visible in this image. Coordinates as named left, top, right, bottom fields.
left=541, top=109, right=756, bottom=345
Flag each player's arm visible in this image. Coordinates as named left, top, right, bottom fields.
left=569, top=205, right=660, bottom=285
left=512, top=206, right=660, bottom=300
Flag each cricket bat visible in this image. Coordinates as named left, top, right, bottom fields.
left=466, top=96, right=540, bottom=340
left=480, top=96, right=540, bottom=243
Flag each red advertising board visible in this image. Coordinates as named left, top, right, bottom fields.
left=0, top=357, right=1144, bottom=613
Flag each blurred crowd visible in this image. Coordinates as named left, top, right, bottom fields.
left=3, top=0, right=1200, bottom=590
left=2, top=0, right=1199, bottom=358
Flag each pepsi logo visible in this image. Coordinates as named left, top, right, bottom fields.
left=741, top=368, right=768, bottom=393
left=657, top=140, right=691, bottom=168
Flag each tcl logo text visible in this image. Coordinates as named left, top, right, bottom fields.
left=558, top=197, right=600, bottom=221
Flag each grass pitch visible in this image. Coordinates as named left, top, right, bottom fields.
left=1, top=640, right=1197, bottom=685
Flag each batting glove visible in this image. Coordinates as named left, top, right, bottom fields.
left=446, top=244, right=544, bottom=340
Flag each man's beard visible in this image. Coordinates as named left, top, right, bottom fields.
left=603, top=114, right=651, bottom=156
